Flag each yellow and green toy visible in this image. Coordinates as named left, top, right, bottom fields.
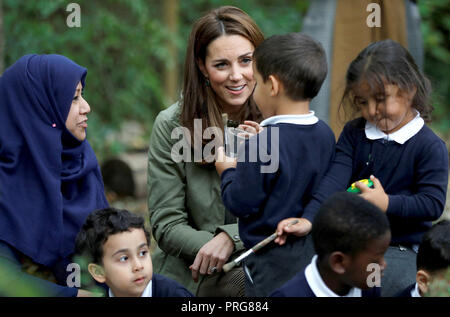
left=347, top=179, right=374, bottom=193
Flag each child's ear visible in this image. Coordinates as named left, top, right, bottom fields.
left=329, top=252, right=348, bottom=274
left=88, top=263, right=106, bottom=284
left=416, top=269, right=431, bottom=296
left=268, top=75, right=280, bottom=97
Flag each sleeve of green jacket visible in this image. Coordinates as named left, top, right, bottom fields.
left=147, top=107, right=244, bottom=263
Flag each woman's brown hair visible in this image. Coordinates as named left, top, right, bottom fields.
left=180, top=6, right=264, bottom=153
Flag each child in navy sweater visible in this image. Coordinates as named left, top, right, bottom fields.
left=75, top=208, right=194, bottom=297
left=271, top=192, right=390, bottom=297
left=215, top=33, right=335, bottom=297
left=396, top=220, right=450, bottom=297
left=275, top=39, right=449, bottom=297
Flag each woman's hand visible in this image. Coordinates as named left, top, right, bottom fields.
left=215, top=146, right=237, bottom=177
left=274, top=218, right=312, bottom=246
left=355, top=175, right=389, bottom=212
left=189, top=232, right=234, bottom=282
left=237, top=120, right=263, bottom=137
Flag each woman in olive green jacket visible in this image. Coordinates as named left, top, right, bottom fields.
left=147, top=6, right=263, bottom=296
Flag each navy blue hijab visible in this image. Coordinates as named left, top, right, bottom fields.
left=0, top=54, right=109, bottom=267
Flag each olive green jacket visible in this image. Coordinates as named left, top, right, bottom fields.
left=147, top=102, right=245, bottom=295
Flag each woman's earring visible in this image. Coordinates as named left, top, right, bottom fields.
left=205, top=77, right=210, bottom=87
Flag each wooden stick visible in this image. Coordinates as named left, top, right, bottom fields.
left=223, top=219, right=299, bottom=273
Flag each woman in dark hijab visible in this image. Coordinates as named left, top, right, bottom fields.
left=0, top=54, right=109, bottom=296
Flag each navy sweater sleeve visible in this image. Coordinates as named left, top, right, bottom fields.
left=221, top=130, right=277, bottom=218
left=302, top=121, right=354, bottom=221
left=386, top=138, right=448, bottom=221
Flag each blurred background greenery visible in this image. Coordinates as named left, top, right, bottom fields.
left=0, top=0, right=308, bottom=161
left=2, top=0, right=447, bottom=161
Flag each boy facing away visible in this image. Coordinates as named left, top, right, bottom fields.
left=271, top=192, right=391, bottom=297
left=75, top=207, right=193, bottom=297
left=396, top=220, right=450, bottom=297
left=215, top=33, right=336, bottom=297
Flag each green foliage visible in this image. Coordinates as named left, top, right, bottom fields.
left=0, top=260, right=51, bottom=296
left=177, top=0, right=308, bottom=39
left=2, top=0, right=309, bottom=158
left=418, top=0, right=450, bottom=136
left=2, top=0, right=449, bottom=158
left=3, top=0, right=171, bottom=159
left=425, top=266, right=450, bottom=297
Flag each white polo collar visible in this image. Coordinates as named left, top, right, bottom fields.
left=411, top=283, right=421, bottom=297
left=305, top=255, right=362, bottom=297
left=365, top=111, right=424, bottom=144
left=108, top=279, right=152, bottom=297
left=260, top=111, right=319, bottom=127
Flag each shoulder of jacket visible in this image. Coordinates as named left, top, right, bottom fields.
left=155, top=102, right=182, bottom=127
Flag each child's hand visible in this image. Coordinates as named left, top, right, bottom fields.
left=215, top=146, right=237, bottom=177
left=355, top=175, right=389, bottom=212
left=274, top=217, right=312, bottom=245
left=237, top=120, right=263, bottom=137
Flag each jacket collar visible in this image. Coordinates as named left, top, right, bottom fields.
left=365, top=111, right=424, bottom=144
left=109, top=280, right=152, bottom=297
left=305, top=255, right=362, bottom=297
left=260, top=111, right=319, bottom=127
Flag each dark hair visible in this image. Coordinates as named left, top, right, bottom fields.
left=253, top=33, right=327, bottom=101
left=340, top=39, right=433, bottom=123
left=312, top=192, right=390, bottom=259
left=180, top=6, right=264, bottom=156
left=75, top=207, right=150, bottom=264
left=416, top=220, right=450, bottom=273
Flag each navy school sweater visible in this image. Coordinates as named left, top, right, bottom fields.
left=152, top=273, right=194, bottom=297
left=221, top=121, right=335, bottom=249
left=303, top=117, right=449, bottom=245
left=270, top=269, right=380, bottom=297
left=394, top=283, right=416, bottom=297
left=107, top=274, right=194, bottom=297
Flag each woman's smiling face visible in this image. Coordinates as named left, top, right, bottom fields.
left=199, top=34, right=255, bottom=115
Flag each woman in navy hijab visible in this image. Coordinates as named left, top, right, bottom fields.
left=0, top=54, right=109, bottom=296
